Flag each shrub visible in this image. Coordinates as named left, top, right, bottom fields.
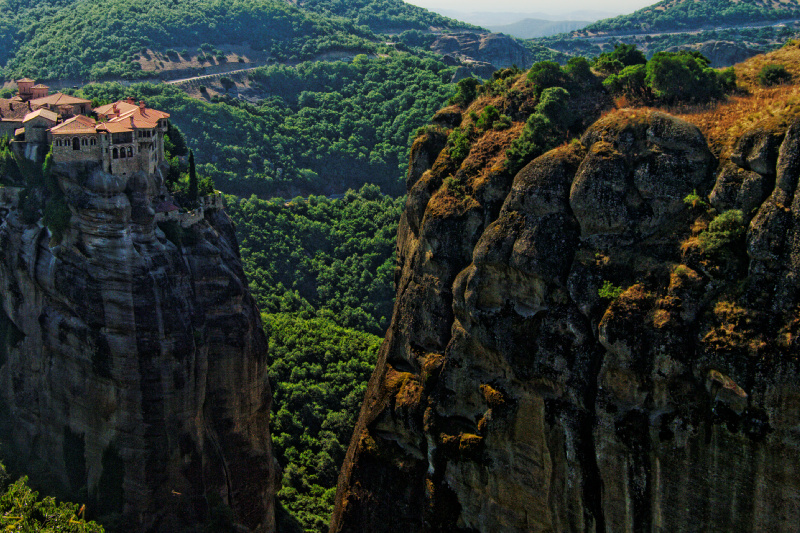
left=603, top=63, right=648, bottom=100
left=505, top=113, right=555, bottom=174
left=598, top=280, right=624, bottom=300
left=718, top=67, right=737, bottom=92
left=449, top=77, right=480, bottom=107
left=220, top=77, right=235, bottom=91
left=536, top=86, right=573, bottom=129
left=447, top=125, right=474, bottom=163
left=476, top=105, right=500, bottom=131
left=492, top=114, right=512, bottom=130
left=683, top=189, right=709, bottom=209
left=698, top=210, right=745, bottom=255
left=646, top=51, right=724, bottom=104
left=757, top=64, right=792, bottom=87
left=564, top=56, right=593, bottom=81
left=527, top=61, right=564, bottom=94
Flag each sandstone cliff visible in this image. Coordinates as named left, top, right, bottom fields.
left=330, top=74, right=800, bottom=530
left=0, top=161, right=275, bottom=531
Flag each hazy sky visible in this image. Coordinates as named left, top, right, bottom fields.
left=404, top=0, right=655, bottom=17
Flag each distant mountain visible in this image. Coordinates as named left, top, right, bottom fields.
left=434, top=9, right=616, bottom=26
left=487, top=18, right=591, bottom=39
left=581, top=0, right=800, bottom=35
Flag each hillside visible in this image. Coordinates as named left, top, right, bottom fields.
left=0, top=0, right=379, bottom=81
left=329, top=43, right=800, bottom=532
left=297, top=0, right=478, bottom=32
left=532, top=0, right=800, bottom=67
left=74, top=53, right=457, bottom=198
left=583, top=0, right=800, bottom=35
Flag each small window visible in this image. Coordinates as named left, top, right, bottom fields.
left=90, top=138, right=96, bottom=146
left=127, top=147, right=133, bottom=157
left=113, top=147, right=120, bottom=159
left=81, top=138, right=87, bottom=146
left=72, top=137, right=80, bottom=150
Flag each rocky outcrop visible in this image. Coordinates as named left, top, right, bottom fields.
left=330, top=106, right=800, bottom=532
left=665, top=40, right=764, bottom=68
left=0, top=162, right=275, bottom=531
left=431, top=32, right=531, bottom=71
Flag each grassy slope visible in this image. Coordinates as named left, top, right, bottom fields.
left=669, top=40, right=800, bottom=157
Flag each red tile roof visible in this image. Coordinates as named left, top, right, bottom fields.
left=16, top=78, right=35, bottom=83
left=29, top=93, right=91, bottom=107
left=95, top=122, right=134, bottom=134
left=94, top=100, right=170, bottom=122
left=50, top=114, right=97, bottom=135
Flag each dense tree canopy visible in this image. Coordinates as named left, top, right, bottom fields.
left=584, top=0, right=800, bottom=34
left=298, top=0, right=476, bottom=33
left=266, top=313, right=380, bottom=532
left=226, top=185, right=403, bottom=334
left=0, top=0, right=378, bottom=80
left=79, top=53, right=456, bottom=197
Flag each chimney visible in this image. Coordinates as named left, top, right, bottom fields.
left=126, top=97, right=135, bottom=105
left=112, top=103, right=118, bottom=116
left=139, top=100, right=146, bottom=114
left=130, top=116, right=135, bottom=128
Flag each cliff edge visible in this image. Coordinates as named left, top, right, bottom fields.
left=0, top=160, right=275, bottom=531
left=331, top=56, right=800, bottom=531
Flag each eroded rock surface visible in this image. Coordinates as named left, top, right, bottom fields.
left=0, top=162, right=275, bottom=532
left=431, top=32, right=532, bottom=70
left=331, top=109, right=800, bottom=532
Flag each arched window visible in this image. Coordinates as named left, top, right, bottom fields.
left=81, top=138, right=87, bottom=146
left=127, top=147, right=133, bottom=157
left=113, top=147, right=119, bottom=159
left=72, top=137, right=80, bottom=150
left=120, top=148, right=126, bottom=159
left=90, top=138, right=96, bottom=146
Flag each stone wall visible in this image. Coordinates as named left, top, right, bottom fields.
left=52, top=134, right=101, bottom=164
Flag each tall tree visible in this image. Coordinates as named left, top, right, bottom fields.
left=188, top=149, right=197, bottom=202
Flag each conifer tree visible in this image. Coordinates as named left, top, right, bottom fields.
left=188, top=149, right=197, bottom=202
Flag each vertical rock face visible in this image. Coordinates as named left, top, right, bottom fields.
left=0, top=162, right=275, bottom=532
left=331, top=109, right=800, bottom=532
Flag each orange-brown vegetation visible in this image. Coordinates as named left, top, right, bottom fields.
left=662, top=40, right=800, bottom=157
left=465, top=123, right=524, bottom=190
left=479, top=384, right=506, bottom=408
left=703, top=300, right=767, bottom=356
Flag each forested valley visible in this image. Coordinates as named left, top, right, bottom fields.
left=1, top=0, right=799, bottom=530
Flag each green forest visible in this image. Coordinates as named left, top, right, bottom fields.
left=298, top=0, right=476, bottom=32
left=583, top=0, right=800, bottom=34
left=225, top=185, right=403, bottom=334
left=0, top=0, right=380, bottom=80
left=77, top=53, right=457, bottom=197
left=265, top=314, right=380, bottom=532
